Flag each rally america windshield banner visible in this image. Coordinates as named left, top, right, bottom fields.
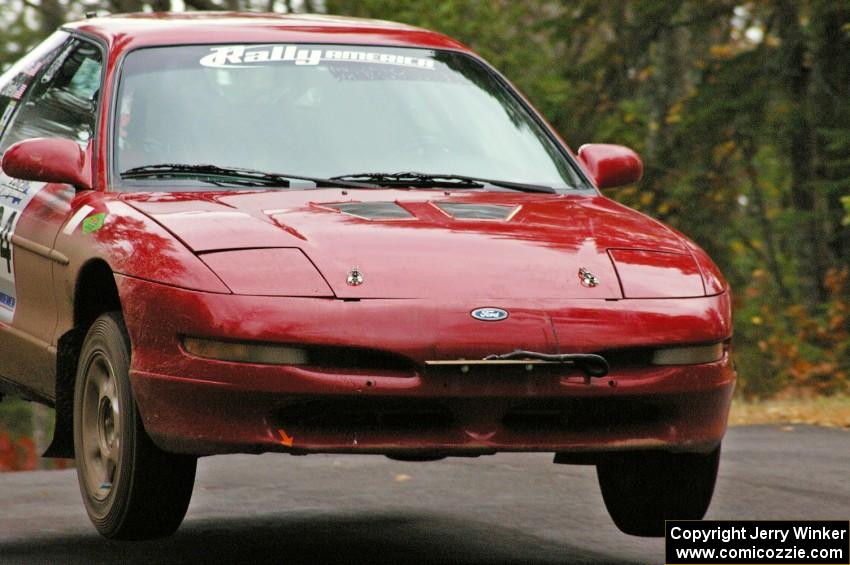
left=199, top=44, right=436, bottom=70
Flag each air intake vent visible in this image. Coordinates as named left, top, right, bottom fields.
left=435, top=203, right=518, bottom=220
left=322, top=202, right=413, bottom=220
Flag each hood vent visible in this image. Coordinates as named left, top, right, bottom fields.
left=321, top=201, right=413, bottom=220
left=435, top=203, right=519, bottom=221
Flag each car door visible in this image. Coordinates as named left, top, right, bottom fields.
left=0, top=34, right=103, bottom=399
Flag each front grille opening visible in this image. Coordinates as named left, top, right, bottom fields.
left=277, top=398, right=455, bottom=433
left=502, top=398, right=665, bottom=432
left=595, top=347, right=654, bottom=369
left=306, top=346, right=416, bottom=375
left=424, top=364, right=573, bottom=380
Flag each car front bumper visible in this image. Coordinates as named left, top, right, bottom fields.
left=118, top=275, right=735, bottom=458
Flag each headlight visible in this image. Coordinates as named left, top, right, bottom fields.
left=651, top=343, right=724, bottom=365
left=183, top=337, right=308, bottom=365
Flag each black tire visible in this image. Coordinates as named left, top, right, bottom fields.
left=73, top=312, right=197, bottom=540
left=596, top=446, right=720, bottom=537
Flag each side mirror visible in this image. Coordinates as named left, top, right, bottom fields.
left=1, top=138, right=92, bottom=190
left=577, top=143, right=643, bottom=190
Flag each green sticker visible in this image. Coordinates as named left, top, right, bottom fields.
left=82, top=213, right=106, bottom=234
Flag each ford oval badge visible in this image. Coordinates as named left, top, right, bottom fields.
left=471, top=307, right=509, bottom=322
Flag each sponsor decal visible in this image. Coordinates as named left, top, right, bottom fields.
left=0, top=291, right=14, bottom=311
left=82, top=212, right=106, bottom=234
left=200, top=44, right=436, bottom=70
left=62, top=204, right=94, bottom=235
left=0, top=78, right=28, bottom=101
left=471, top=307, right=509, bottom=322
left=22, top=60, right=46, bottom=78
left=0, top=101, right=18, bottom=131
left=0, top=45, right=60, bottom=104
left=0, top=174, right=43, bottom=324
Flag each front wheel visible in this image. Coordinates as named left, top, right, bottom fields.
left=597, top=446, right=720, bottom=537
left=73, top=312, right=197, bottom=539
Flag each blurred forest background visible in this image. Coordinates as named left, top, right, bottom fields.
left=1, top=0, right=849, bottom=469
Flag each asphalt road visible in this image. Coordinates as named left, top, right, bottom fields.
left=0, top=425, right=847, bottom=564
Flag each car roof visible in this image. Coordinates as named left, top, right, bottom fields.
left=65, top=12, right=470, bottom=53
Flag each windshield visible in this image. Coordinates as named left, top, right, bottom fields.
left=114, top=44, right=586, bottom=191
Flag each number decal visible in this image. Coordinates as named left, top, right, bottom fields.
left=0, top=173, right=43, bottom=323
left=0, top=206, right=17, bottom=274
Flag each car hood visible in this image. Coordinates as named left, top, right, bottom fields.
left=122, top=190, right=698, bottom=299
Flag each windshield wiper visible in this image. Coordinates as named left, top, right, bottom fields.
left=121, top=164, right=377, bottom=189
left=330, top=171, right=557, bottom=194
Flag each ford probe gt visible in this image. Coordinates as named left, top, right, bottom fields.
left=0, top=13, right=733, bottom=539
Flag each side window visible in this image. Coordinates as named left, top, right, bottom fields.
left=0, top=31, right=69, bottom=141
left=0, top=38, right=103, bottom=153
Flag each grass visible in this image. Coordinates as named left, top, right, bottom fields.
left=0, top=397, right=34, bottom=438
left=729, top=395, right=850, bottom=428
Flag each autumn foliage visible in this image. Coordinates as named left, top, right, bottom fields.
left=755, top=268, right=849, bottom=396
left=0, top=432, right=37, bottom=472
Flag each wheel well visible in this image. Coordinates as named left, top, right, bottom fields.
left=73, top=260, right=122, bottom=329
left=44, top=259, right=122, bottom=459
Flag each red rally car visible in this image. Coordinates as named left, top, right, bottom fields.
left=0, top=13, right=734, bottom=539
